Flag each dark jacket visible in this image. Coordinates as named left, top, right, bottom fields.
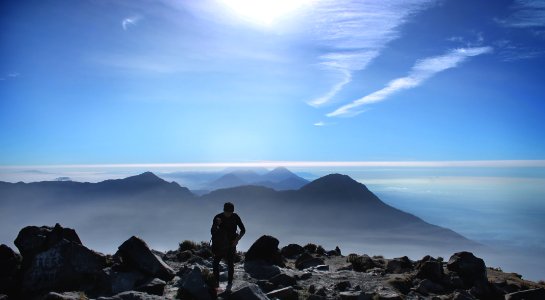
left=211, top=212, right=246, bottom=243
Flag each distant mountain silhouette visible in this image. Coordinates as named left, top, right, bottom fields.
left=204, top=167, right=309, bottom=191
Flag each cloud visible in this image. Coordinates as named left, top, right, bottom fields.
left=122, top=16, right=141, bottom=30
left=499, top=0, right=545, bottom=29
left=313, top=121, right=326, bottom=126
left=307, top=0, right=437, bottom=107
left=327, top=46, right=492, bottom=117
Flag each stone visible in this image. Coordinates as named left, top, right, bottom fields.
left=245, top=235, right=284, bottom=266
left=386, top=275, right=412, bottom=295
left=315, top=265, right=329, bottom=271
left=295, top=252, right=324, bottom=270
left=505, top=288, right=545, bottom=300
left=229, top=282, right=269, bottom=300
left=339, top=291, right=371, bottom=300
left=269, top=273, right=297, bottom=287
left=266, top=286, right=298, bottom=300
left=386, top=256, right=413, bottom=274
left=416, top=261, right=444, bottom=282
left=281, top=244, right=304, bottom=259
left=180, top=266, right=212, bottom=300
left=348, top=255, right=375, bottom=272
left=14, top=224, right=81, bottom=267
left=244, top=260, right=281, bottom=280
left=135, top=277, right=166, bottom=296
left=447, top=252, right=487, bottom=288
left=414, top=279, right=445, bottom=295
left=300, top=272, right=312, bottom=280
left=117, top=236, right=175, bottom=281
left=0, top=244, right=21, bottom=296
left=335, top=281, right=352, bottom=291
left=99, top=267, right=147, bottom=295
left=97, top=290, right=166, bottom=300
left=176, top=250, right=193, bottom=261
left=44, top=291, right=87, bottom=300
left=21, top=239, right=106, bottom=296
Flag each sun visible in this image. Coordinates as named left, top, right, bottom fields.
left=218, top=0, right=314, bottom=26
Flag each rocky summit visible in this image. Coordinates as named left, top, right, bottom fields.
left=1, top=224, right=544, bottom=300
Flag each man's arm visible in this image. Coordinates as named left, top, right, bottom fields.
left=236, top=214, right=246, bottom=240
left=211, top=215, right=221, bottom=235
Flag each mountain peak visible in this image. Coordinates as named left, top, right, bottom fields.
left=123, top=172, right=165, bottom=184
left=299, top=173, right=374, bottom=200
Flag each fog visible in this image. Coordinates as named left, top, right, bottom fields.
left=1, top=166, right=544, bottom=281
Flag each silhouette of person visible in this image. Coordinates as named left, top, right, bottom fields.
left=211, top=202, right=245, bottom=288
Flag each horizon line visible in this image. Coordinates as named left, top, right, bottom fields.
left=1, top=160, right=545, bottom=169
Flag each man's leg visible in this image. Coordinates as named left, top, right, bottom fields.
left=226, top=246, right=235, bottom=285
left=212, top=254, right=222, bottom=287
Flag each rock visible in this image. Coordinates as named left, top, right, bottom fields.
left=375, top=291, right=403, bottom=300
left=281, top=244, right=304, bottom=259
left=451, top=290, right=476, bottom=300
left=314, top=265, right=329, bottom=271
left=269, top=273, right=297, bottom=287
left=295, top=252, right=324, bottom=270
left=176, top=250, right=193, bottom=261
left=245, top=235, right=284, bottom=266
left=194, top=248, right=213, bottom=259
left=244, top=260, right=281, bottom=280
left=416, top=261, right=444, bottom=282
left=386, top=275, right=412, bottom=295
left=307, top=296, right=326, bottom=300
left=301, top=272, right=312, bottom=280
left=135, top=278, right=166, bottom=296
left=0, top=244, right=21, bottom=296
left=21, top=239, right=106, bottom=296
left=335, top=281, right=352, bottom=291
left=44, top=291, right=88, bottom=300
left=308, top=285, right=316, bottom=294
left=14, top=224, right=81, bottom=267
left=348, top=254, right=375, bottom=272
left=415, top=279, right=445, bottom=295
left=180, top=266, right=212, bottom=300
left=256, top=280, right=276, bottom=293
left=385, top=256, right=412, bottom=274
left=99, top=267, right=147, bottom=295
left=117, top=236, right=175, bottom=281
left=97, top=290, right=166, bottom=300
left=339, top=291, right=371, bottom=300
left=505, top=288, right=545, bottom=300
left=447, top=252, right=487, bottom=288
left=229, top=282, right=269, bottom=300
left=266, top=286, right=298, bottom=300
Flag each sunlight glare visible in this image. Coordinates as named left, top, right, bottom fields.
left=218, top=0, right=314, bottom=26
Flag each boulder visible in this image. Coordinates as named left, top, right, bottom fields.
left=245, top=235, right=284, bottom=266
left=295, top=252, right=324, bottom=270
left=21, top=239, right=106, bottom=296
left=14, top=223, right=81, bottom=267
left=385, top=256, right=412, bottom=274
left=229, top=282, right=269, bottom=300
left=97, top=290, right=166, bottom=300
left=117, top=236, right=175, bottom=281
left=348, top=255, right=375, bottom=272
left=386, top=275, right=412, bottom=295
left=416, top=261, right=444, bottom=282
left=281, top=244, right=304, bottom=259
left=98, top=267, right=147, bottom=295
left=505, top=288, right=545, bottom=300
left=0, top=244, right=21, bottom=296
left=335, top=281, right=352, bottom=291
left=244, top=260, right=281, bottom=280
left=44, top=291, right=88, bottom=300
left=414, top=279, right=445, bottom=295
left=266, top=286, right=298, bottom=300
left=447, top=252, right=487, bottom=288
left=180, top=266, right=212, bottom=300
left=135, top=278, right=166, bottom=296
left=269, top=273, right=297, bottom=287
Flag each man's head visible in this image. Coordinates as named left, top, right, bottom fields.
left=223, top=202, right=234, bottom=217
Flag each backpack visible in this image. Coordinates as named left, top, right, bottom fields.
left=211, top=228, right=230, bottom=257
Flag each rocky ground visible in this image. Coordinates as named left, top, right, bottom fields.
left=1, top=224, right=544, bottom=300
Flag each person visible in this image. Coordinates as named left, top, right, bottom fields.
left=211, top=202, right=245, bottom=288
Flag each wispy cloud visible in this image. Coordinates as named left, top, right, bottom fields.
left=122, top=16, right=141, bottom=30
left=327, top=46, right=493, bottom=117
left=499, top=0, right=545, bottom=29
left=307, top=0, right=436, bottom=107
left=0, top=72, right=20, bottom=81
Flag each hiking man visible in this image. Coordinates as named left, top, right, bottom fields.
left=211, top=202, right=246, bottom=288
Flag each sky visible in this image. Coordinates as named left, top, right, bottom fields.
left=1, top=0, right=545, bottom=165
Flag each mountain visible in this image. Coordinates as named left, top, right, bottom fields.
left=203, top=167, right=309, bottom=191
left=202, top=173, right=476, bottom=250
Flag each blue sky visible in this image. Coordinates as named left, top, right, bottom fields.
left=1, top=0, right=545, bottom=165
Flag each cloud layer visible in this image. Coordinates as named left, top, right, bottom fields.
left=327, top=46, right=493, bottom=117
